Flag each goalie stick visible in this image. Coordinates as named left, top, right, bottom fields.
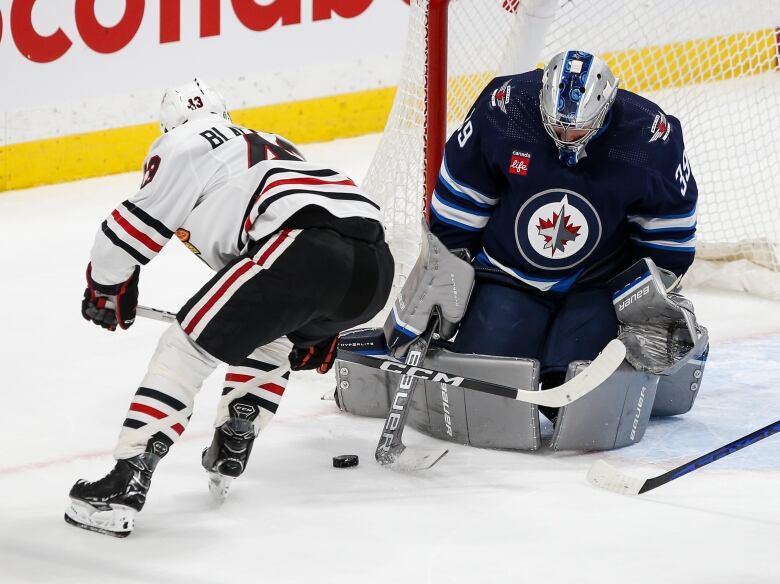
left=338, top=341, right=626, bottom=408
left=587, top=418, right=780, bottom=495
left=137, top=305, right=627, bottom=409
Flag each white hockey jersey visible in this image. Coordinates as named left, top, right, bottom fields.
left=89, top=114, right=383, bottom=286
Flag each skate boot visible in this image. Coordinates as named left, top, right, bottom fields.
left=64, top=434, right=170, bottom=537
left=201, top=397, right=259, bottom=502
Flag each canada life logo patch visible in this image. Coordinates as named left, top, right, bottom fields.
left=514, top=189, right=602, bottom=270
left=509, top=151, right=531, bottom=176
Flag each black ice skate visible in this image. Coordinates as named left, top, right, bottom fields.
left=64, top=435, right=170, bottom=537
left=201, top=398, right=259, bottom=502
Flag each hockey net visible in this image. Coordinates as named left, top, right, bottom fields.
left=362, top=0, right=780, bottom=303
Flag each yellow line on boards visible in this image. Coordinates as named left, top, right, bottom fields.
left=1, top=27, right=777, bottom=193
left=0, top=86, right=396, bottom=193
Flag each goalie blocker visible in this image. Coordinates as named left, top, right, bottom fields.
left=335, top=257, right=708, bottom=451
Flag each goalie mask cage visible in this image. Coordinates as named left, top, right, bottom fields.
left=362, top=0, right=780, bottom=303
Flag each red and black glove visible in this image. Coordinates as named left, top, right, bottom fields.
left=288, top=335, right=339, bottom=374
left=81, top=264, right=140, bottom=331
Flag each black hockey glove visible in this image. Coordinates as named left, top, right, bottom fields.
left=288, top=335, right=339, bottom=374
left=81, top=263, right=140, bottom=331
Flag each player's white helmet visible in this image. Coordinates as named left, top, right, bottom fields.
left=540, top=51, right=618, bottom=166
left=159, top=78, right=231, bottom=133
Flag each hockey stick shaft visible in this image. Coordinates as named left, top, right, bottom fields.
left=639, top=419, right=780, bottom=493
left=137, top=305, right=177, bottom=324
left=339, top=338, right=626, bottom=408
left=375, top=310, right=445, bottom=467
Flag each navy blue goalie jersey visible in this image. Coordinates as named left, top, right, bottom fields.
left=430, top=69, right=698, bottom=293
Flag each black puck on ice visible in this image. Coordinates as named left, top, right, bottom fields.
left=332, top=454, right=359, bottom=468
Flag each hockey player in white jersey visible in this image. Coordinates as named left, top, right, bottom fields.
left=65, top=79, right=394, bottom=537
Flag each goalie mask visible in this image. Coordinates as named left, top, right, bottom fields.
left=540, top=51, right=618, bottom=166
left=159, top=78, right=231, bottom=133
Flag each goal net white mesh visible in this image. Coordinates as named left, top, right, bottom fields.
left=363, top=0, right=780, bottom=303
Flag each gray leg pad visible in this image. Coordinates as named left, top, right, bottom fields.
left=335, top=349, right=541, bottom=451
left=551, top=361, right=659, bottom=451
left=651, top=349, right=707, bottom=416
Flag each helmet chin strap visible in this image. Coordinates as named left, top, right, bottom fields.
left=556, top=109, right=613, bottom=166
left=559, top=146, right=585, bottom=166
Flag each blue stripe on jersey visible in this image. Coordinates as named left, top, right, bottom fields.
left=439, top=155, right=498, bottom=206
left=433, top=190, right=492, bottom=217
left=631, top=223, right=697, bottom=235
left=430, top=206, right=483, bottom=232
left=477, top=250, right=583, bottom=292
left=631, top=233, right=696, bottom=253
left=437, top=174, right=495, bottom=209
left=628, top=206, right=697, bottom=232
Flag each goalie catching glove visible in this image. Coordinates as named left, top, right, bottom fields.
left=609, top=258, right=708, bottom=375
left=81, top=264, right=140, bottom=331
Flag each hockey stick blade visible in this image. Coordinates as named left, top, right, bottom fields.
left=380, top=446, right=449, bottom=471
left=340, top=339, right=626, bottom=408
left=586, top=460, right=645, bottom=495
left=137, top=305, right=177, bottom=324
left=587, top=418, right=780, bottom=495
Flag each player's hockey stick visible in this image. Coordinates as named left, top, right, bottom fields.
left=137, top=305, right=177, bottom=324
left=374, top=308, right=449, bottom=471
left=338, top=339, right=626, bottom=408
left=587, top=418, right=780, bottom=495
left=138, top=305, right=628, bottom=408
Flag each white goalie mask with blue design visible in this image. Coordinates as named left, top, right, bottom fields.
left=159, top=78, right=231, bottom=133
left=540, top=51, right=618, bottom=166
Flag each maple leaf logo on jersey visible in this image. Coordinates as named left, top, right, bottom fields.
left=536, top=203, right=581, bottom=255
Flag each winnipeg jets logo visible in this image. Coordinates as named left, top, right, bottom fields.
left=490, top=80, right=512, bottom=114
left=515, top=189, right=602, bottom=270
left=536, top=199, right=581, bottom=255
left=649, top=112, right=672, bottom=143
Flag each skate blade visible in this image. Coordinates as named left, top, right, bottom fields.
left=64, top=500, right=135, bottom=538
left=207, top=472, right=233, bottom=503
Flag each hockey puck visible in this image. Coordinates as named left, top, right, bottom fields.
left=332, top=454, right=359, bottom=468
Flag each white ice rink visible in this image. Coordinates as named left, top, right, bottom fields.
left=1, top=134, right=779, bottom=584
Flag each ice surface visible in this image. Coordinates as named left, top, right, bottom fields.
left=1, top=134, right=779, bottom=584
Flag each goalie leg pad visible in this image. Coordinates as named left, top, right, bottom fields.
left=335, top=347, right=541, bottom=451
left=652, top=345, right=708, bottom=416
left=418, top=349, right=541, bottom=450
left=551, top=361, right=659, bottom=451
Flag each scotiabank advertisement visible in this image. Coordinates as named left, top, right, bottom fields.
left=0, top=0, right=411, bottom=141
